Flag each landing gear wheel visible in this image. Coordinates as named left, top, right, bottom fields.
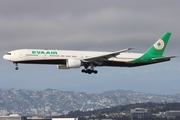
left=81, top=69, right=98, bottom=74
left=15, top=67, right=19, bottom=70
left=87, top=69, right=93, bottom=74
left=82, top=63, right=98, bottom=74
left=81, top=69, right=85, bottom=73
left=94, top=70, right=98, bottom=74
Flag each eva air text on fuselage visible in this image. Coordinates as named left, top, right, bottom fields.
left=32, top=51, right=58, bottom=55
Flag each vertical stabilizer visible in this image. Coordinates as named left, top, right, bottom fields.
left=144, top=32, right=171, bottom=57
left=131, top=32, right=172, bottom=63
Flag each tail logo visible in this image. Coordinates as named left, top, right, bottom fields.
left=154, top=39, right=164, bottom=50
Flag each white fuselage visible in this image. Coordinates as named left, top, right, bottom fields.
left=3, top=49, right=143, bottom=64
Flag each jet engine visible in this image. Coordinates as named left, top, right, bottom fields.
left=57, top=59, right=81, bottom=69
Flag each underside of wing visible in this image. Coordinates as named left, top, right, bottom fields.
left=82, top=48, right=134, bottom=62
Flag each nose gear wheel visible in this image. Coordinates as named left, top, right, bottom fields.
left=14, top=63, right=19, bottom=70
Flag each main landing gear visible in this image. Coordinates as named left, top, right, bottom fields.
left=81, top=69, right=98, bottom=74
left=14, top=63, right=19, bottom=70
left=81, top=63, right=98, bottom=74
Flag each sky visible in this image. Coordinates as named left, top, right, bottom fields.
left=0, top=0, right=179, bottom=95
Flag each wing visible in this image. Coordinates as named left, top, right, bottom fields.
left=82, top=48, right=134, bottom=62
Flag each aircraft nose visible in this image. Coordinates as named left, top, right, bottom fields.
left=3, top=52, right=13, bottom=61
left=3, top=54, right=10, bottom=61
left=3, top=55, right=7, bottom=60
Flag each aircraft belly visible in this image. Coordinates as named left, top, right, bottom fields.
left=15, top=59, right=67, bottom=65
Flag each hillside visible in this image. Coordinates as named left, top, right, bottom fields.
left=0, top=89, right=180, bottom=115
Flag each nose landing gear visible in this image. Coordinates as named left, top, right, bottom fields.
left=14, top=63, right=19, bottom=70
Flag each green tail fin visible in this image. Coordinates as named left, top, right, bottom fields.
left=131, top=32, right=172, bottom=63
left=144, top=32, right=171, bottom=57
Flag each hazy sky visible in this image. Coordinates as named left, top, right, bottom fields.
left=0, top=0, right=179, bottom=95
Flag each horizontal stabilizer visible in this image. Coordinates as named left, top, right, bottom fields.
left=151, top=56, right=177, bottom=61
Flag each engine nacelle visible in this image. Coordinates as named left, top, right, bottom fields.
left=57, top=59, right=81, bottom=69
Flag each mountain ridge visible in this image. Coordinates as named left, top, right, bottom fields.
left=0, top=88, right=180, bottom=115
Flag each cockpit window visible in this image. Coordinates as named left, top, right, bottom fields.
left=6, top=53, right=11, bottom=55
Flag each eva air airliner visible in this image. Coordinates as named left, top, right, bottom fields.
left=3, top=32, right=176, bottom=74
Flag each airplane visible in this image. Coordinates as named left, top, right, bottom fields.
left=3, top=32, right=176, bottom=74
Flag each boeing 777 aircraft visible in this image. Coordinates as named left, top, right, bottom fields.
left=3, top=32, right=176, bottom=74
